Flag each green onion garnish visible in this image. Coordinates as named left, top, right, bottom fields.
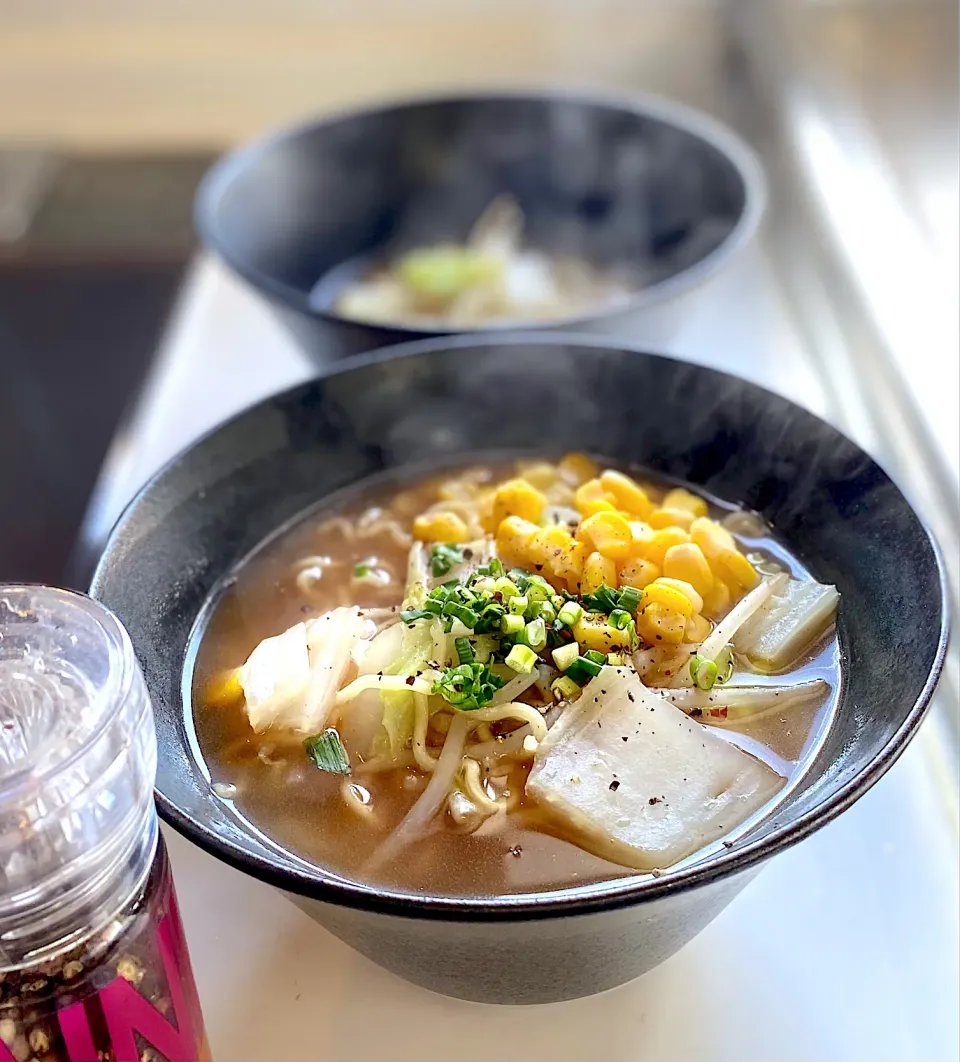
left=617, top=586, right=642, bottom=613
left=521, top=617, right=547, bottom=652
left=441, top=601, right=479, bottom=629
left=552, top=642, right=581, bottom=672
left=501, top=613, right=525, bottom=635
left=608, top=608, right=633, bottom=630
left=429, top=543, right=463, bottom=578
left=505, top=644, right=538, bottom=674
left=690, top=654, right=719, bottom=690
left=508, top=594, right=529, bottom=616
left=551, top=675, right=581, bottom=702
left=583, top=649, right=607, bottom=666
left=557, top=600, right=583, bottom=627
left=565, top=655, right=604, bottom=685
left=433, top=662, right=504, bottom=711
left=454, top=636, right=475, bottom=664
left=400, top=607, right=432, bottom=623
left=581, top=584, right=619, bottom=613
left=304, top=729, right=351, bottom=774
left=474, top=557, right=504, bottom=579
left=353, top=563, right=371, bottom=578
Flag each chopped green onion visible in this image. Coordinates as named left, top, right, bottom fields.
left=505, top=644, right=538, bottom=673
left=472, top=576, right=497, bottom=596
left=429, top=543, right=463, bottom=577
left=617, top=586, right=642, bottom=613
left=691, top=655, right=719, bottom=691
left=609, top=608, right=633, bottom=630
left=441, top=601, right=479, bottom=629
left=508, top=594, right=529, bottom=616
left=551, top=675, right=582, bottom=702
left=353, top=562, right=371, bottom=578
left=454, top=637, right=475, bottom=664
left=473, top=601, right=506, bottom=634
left=557, top=600, right=583, bottom=626
left=304, top=729, right=351, bottom=775
left=495, top=576, right=520, bottom=599
left=501, top=613, right=525, bottom=635
left=552, top=642, right=581, bottom=671
left=536, top=602, right=557, bottom=625
left=508, top=567, right=531, bottom=587
left=581, top=584, right=619, bottom=613
left=400, top=607, right=432, bottom=623
left=583, top=649, right=607, bottom=666
left=524, top=575, right=554, bottom=603
left=607, top=652, right=627, bottom=666
left=520, top=617, right=547, bottom=652
left=433, top=662, right=504, bottom=711
left=474, top=557, right=504, bottom=579
left=551, top=594, right=565, bottom=609
left=565, top=655, right=604, bottom=685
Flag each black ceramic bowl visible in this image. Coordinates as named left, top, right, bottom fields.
left=195, top=91, right=764, bottom=364
left=91, top=336, right=947, bottom=1004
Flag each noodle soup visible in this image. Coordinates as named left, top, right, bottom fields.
left=190, top=456, right=840, bottom=896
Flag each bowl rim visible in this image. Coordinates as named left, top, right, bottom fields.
left=92, top=333, right=949, bottom=922
left=194, top=87, right=767, bottom=335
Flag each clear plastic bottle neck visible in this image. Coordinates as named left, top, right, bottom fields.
left=0, top=585, right=157, bottom=970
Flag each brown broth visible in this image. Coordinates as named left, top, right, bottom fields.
left=187, top=460, right=840, bottom=897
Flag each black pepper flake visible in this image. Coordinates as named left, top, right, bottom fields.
left=534, top=564, right=544, bottom=571
left=405, top=676, right=416, bottom=686
left=627, top=692, right=635, bottom=702
left=609, top=780, right=620, bottom=792
left=648, top=796, right=661, bottom=805
left=622, top=736, right=628, bottom=742
left=463, top=548, right=474, bottom=560
left=508, top=845, right=523, bottom=857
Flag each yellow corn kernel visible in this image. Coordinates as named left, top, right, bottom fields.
left=580, top=551, right=617, bottom=595
left=558, top=452, right=600, bottom=487
left=656, top=577, right=704, bottom=615
left=641, top=578, right=697, bottom=618
left=713, top=549, right=760, bottom=592
left=702, top=579, right=733, bottom=619
left=495, top=515, right=539, bottom=565
left=492, top=478, right=547, bottom=527
left=690, top=516, right=738, bottom=558
left=528, top=525, right=572, bottom=577
left=628, top=520, right=655, bottom=556
left=663, top=487, right=708, bottom=518
left=574, top=478, right=618, bottom=517
left=618, top=557, right=660, bottom=591
left=413, top=510, right=469, bottom=543
left=636, top=602, right=687, bottom=645
left=683, top=612, right=713, bottom=643
left=643, top=526, right=691, bottom=566
left=599, top=470, right=653, bottom=518
left=545, top=527, right=585, bottom=585
left=476, top=488, right=497, bottom=533
left=663, top=542, right=715, bottom=598
left=577, top=510, right=633, bottom=560
left=515, top=461, right=559, bottom=491
left=648, top=507, right=695, bottom=531
left=204, top=669, right=243, bottom=709
left=574, top=613, right=635, bottom=653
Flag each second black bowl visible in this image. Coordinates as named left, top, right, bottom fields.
left=195, top=91, right=764, bottom=363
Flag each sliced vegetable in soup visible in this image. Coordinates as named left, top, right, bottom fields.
left=191, top=455, right=840, bottom=894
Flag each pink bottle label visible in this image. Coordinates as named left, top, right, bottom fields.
left=0, top=909, right=206, bottom=1062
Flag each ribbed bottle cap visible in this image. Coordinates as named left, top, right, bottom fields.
left=0, top=585, right=157, bottom=968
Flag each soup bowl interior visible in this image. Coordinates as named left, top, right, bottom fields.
left=194, top=92, right=762, bottom=361
left=91, top=336, right=946, bottom=1000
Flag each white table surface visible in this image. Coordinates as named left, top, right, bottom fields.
left=93, top=254, right=959, bottom=1062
